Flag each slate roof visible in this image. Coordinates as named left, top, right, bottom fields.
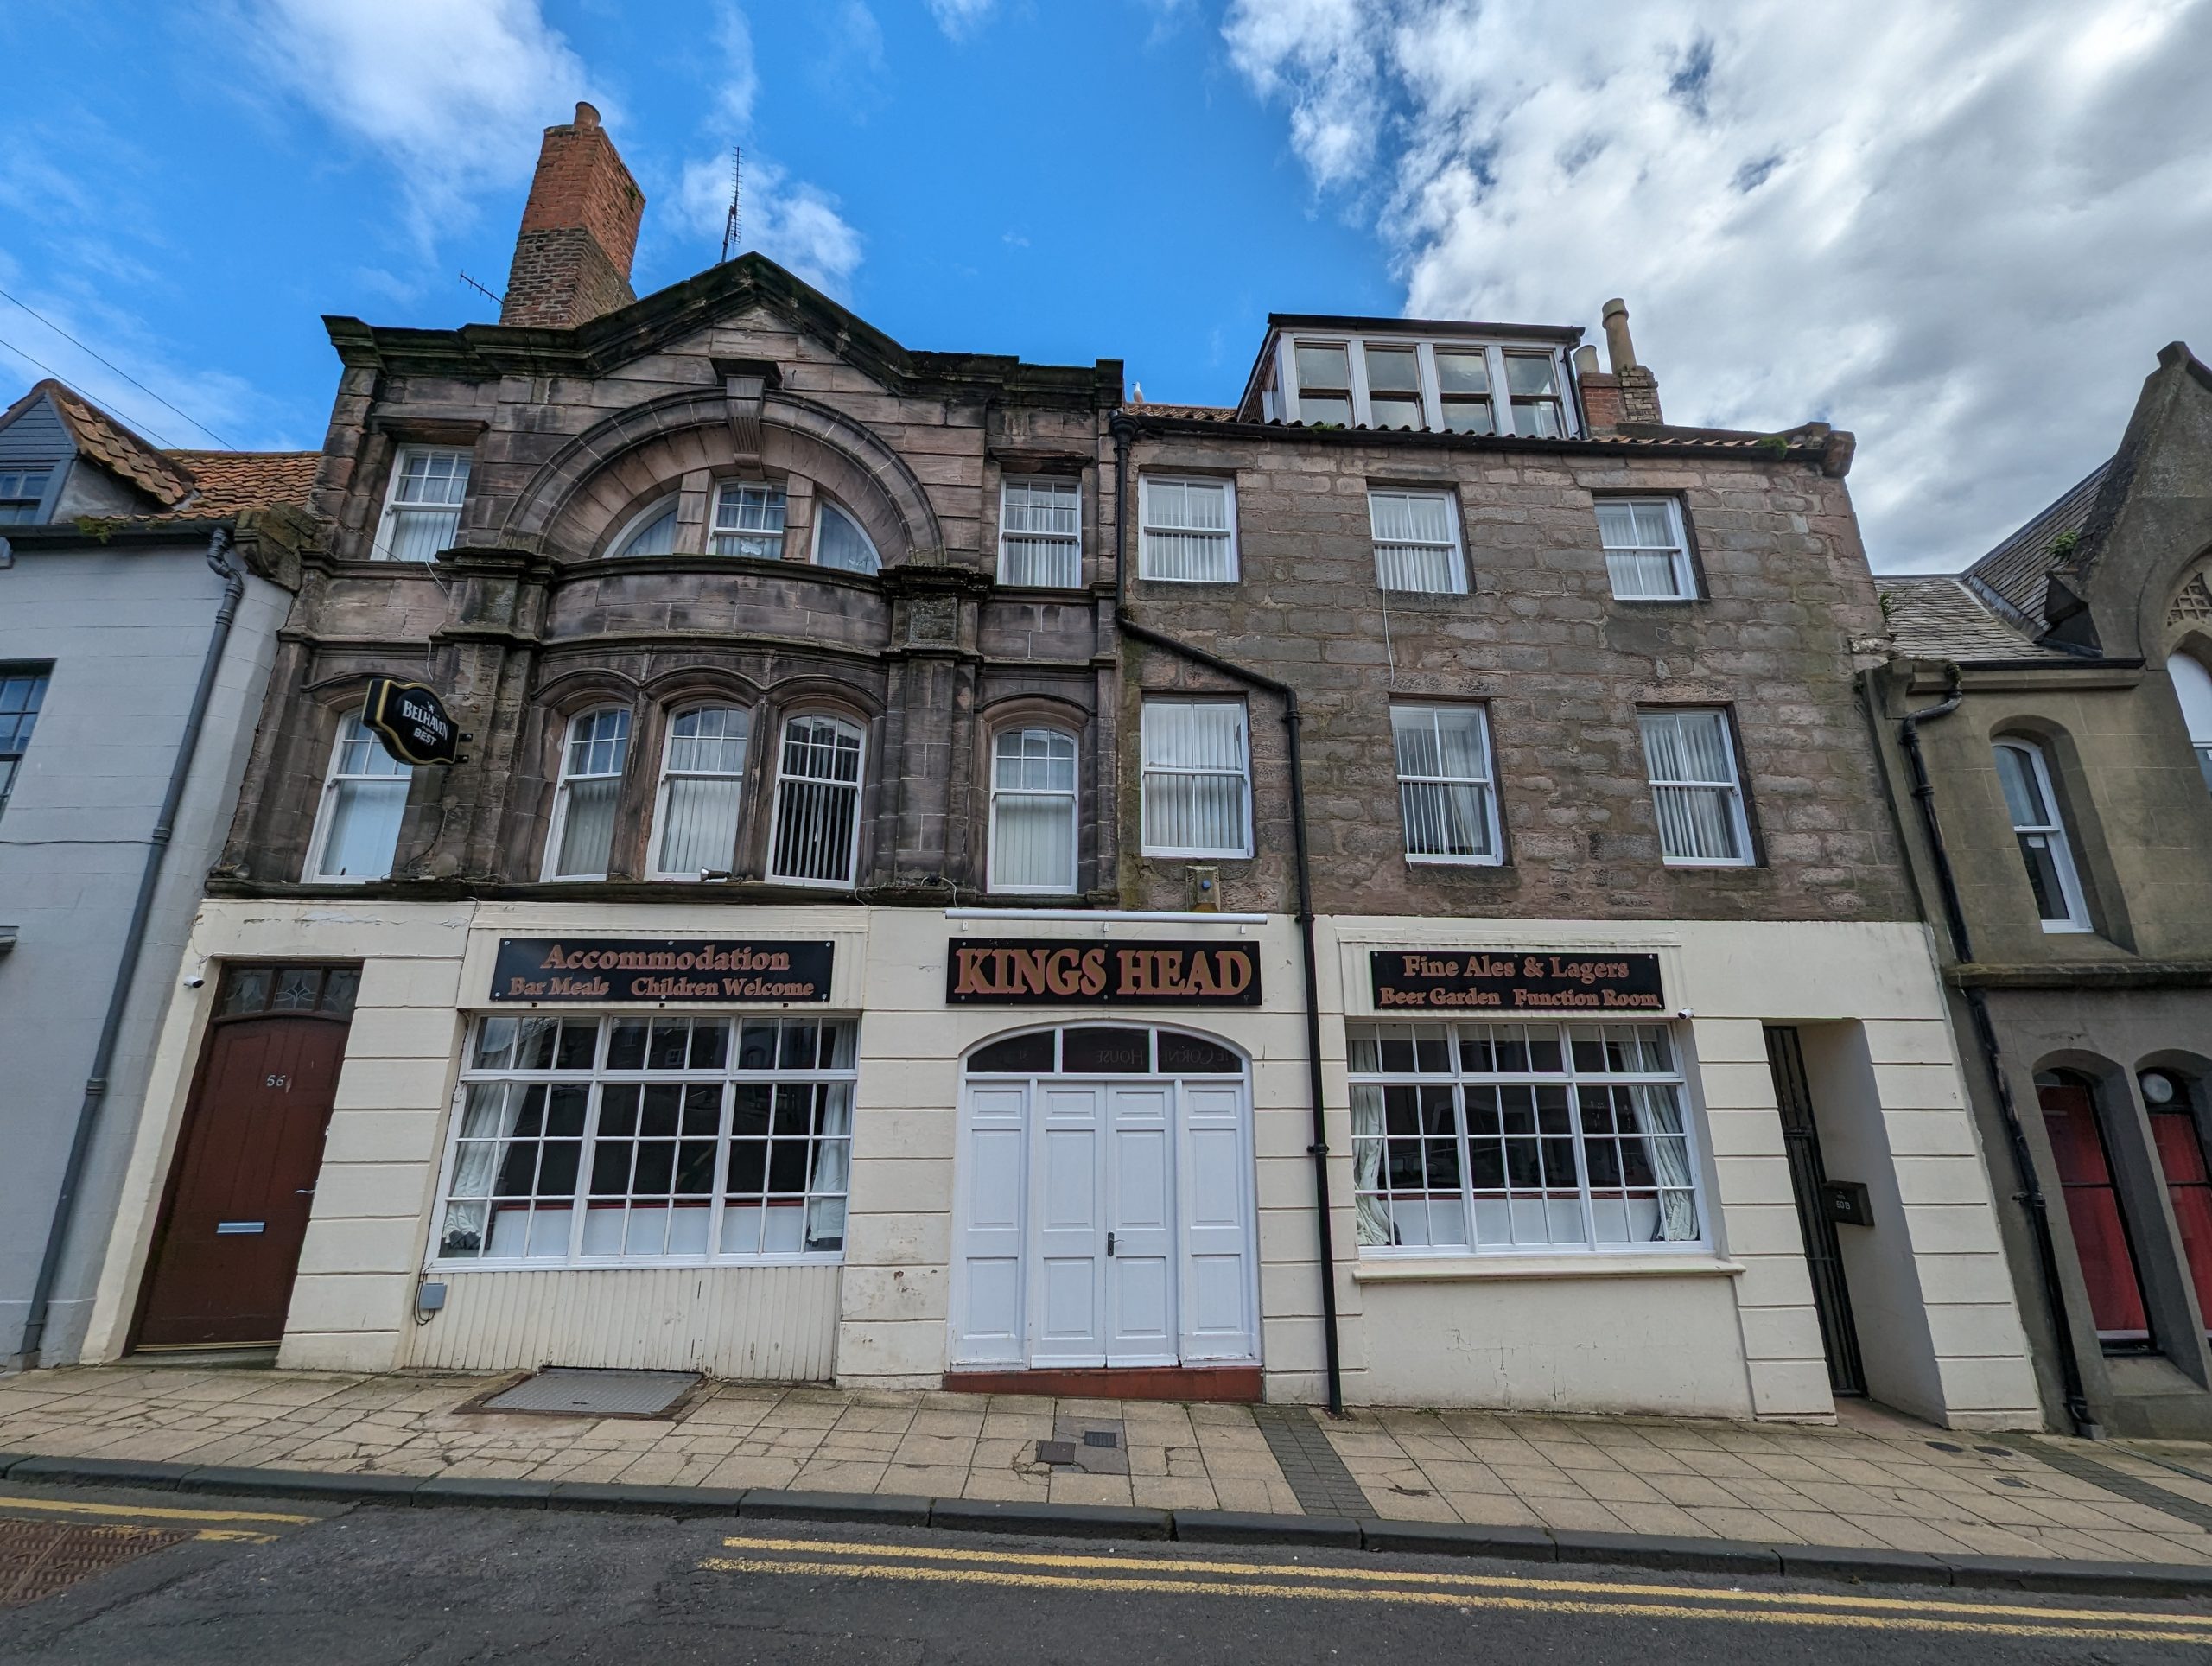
left=1117, top=402, right=1837, bottom=460
left=1876, top=575, right=2076, bottom=664
left=1965, top=461, right=2109, bottom=626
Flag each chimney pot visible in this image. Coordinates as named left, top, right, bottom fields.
left=499, top=105, right=645, bottom=330
left=574, top=101, right=601, bottom=129
left=1572, top=344, right=1600, bottom=377
left=1601, top=298, right=1636, bottom=372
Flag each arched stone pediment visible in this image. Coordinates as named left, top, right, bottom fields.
left=491, top=386, right=946, bottom=567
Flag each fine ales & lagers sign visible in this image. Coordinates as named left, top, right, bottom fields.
left=362, top=675, right=461, bottom=767
left=492, top=938, right=835, bottom=1003
left=946, top=938, right=1263, bottom=1006
left=1370, top=949, right=1665, bottom=1014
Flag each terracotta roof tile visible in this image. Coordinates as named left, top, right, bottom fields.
left=1117, top=404, right=1829, bottom=455
left=36, top=380, right=194, bottom=505
left=161, top=450, right=321, bottom=516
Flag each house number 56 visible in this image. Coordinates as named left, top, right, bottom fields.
left=265, top=1074, right=290, bottom=1090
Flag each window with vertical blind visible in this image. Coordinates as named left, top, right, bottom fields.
left=1597, top=499, right=1696, bottom=600
left=611, top=497, right=678, bottom=557
left=813, top=504, right=880, bottom=575
left=1391, top=704, right=1499, bottom=863
left=1638, top=709, right=1753, bottom=866
left=998, top=478, right=1082, bottom=588
left=1141, top=700, right=1249, bottom=857
left=305, top=710, right=412, bottom=881
left=1139, top=477, right=1236, bottom=582
left=544, top=709, right=630, bottom=880
left=434, top=1014, right=855, bottom=1265
left=988, top=727, right=1078, bottom=893
left=768, top=714, right=865, bottom=886
left=1369, top=488, right=1467, bottom=594
left=373, top=448, right=470, bottom=561
left=1993, top=739, right=2090, bottom=932
left=652, top=706, right=751, bottom=880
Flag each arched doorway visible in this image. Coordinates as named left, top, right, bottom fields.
left=2039, top=1069, right=2155, bottom=1351
left=950, top=1024, right=1259, bottom=1373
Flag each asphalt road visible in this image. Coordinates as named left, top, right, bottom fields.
left=2, top=1483, right=2210, bottom=1663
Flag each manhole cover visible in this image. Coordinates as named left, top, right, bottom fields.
left=1036, top=1440, right=1078, bottom=1466
left=1926, top=1440, right=1965, bottom=1454
left=1974, top=1445, right=2016, bottom=1458
left=482, top=1367, right=699, bottom=1417
left=1082, top=1430, right=1119, bottom=1449
left=0, top=1520, right=191, bottom=1607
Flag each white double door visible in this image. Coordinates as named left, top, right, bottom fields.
left=955, top=1076, right=1256, bottom=1370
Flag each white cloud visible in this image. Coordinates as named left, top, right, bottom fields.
left=713, top=1, right=760, bottom=128
left=678, top=155, right=865, bottom=298
left=243, top=0, right=598, bottom=238
left=1222, top=0, right=2212, bottom=571
left=925, top=0, right=995, bottom=40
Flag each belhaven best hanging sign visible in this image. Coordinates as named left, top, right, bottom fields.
left=946, top=938, right=1263, bottom=1006
left=1370, top=950, right=1665, bottom=1014
left=361, top=675, right=461, bottom=767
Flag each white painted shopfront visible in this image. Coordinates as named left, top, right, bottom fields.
left=84, top=900, right=2043, bottom=1428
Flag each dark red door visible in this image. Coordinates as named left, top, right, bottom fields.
left=2150, top=1100, right=2212, bottom=1337
left=2040, top=1078, right=2153, bottom=1348
left=136, top=969, right=353, bottom=1347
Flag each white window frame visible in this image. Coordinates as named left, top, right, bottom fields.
left=1369, top=487, right=1468, bottom=595
left=766, top=713, right=867, bottom=888
left=1140, top=699, right=1252, bottom=859
left=647, top=704, right=753, bottom=881
left=1597, top=497, right=1697, bottom=601
left=997, top=476, right=1084, bottom=588
left=1348, top=1020, right=1706, bottom=1257
left=987, top=726, right=1080, bottom=895
left=1138, top=475, right=1239, bottom=582
left=1279, top=334, right=1578, bottom=438
left=1993, top=738, right=2093, bottom=932
left=710, top=480, right=787, bottom=559
left=811, top=501, right=881, bottom=575
left=430, top=1014, right=857, bottom=1269
left=302, top=709, right=413, bottom=882
left=1638, top=708, right=1755, bottom=868
left=610, top=496, right=680, bottom=558
left=2169, top=651, right=2212, bottom=792
left=1391, top=703, right=1501, bottom=866
left=542, top=707, right=632, bottom=881
left=371, top=445, right=471, bottom=562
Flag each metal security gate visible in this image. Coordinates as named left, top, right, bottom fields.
left=1765, top=1026, right=1866, bottom=1396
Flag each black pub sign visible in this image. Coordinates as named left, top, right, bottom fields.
left=1370, top=950, right=1665, bottom=1014
left=947, top=938, right=1262, bottom=1006
left=363, top=676, right=461, bottom=767
left=493, top=938, right=835, bottom=1003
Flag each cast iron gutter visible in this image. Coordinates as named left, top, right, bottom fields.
left=1898, top=670, right=2095, bottom=1435
left=13, top=528, right=246, bottom=1368
left=1109, top=413, right=1345, bottom=1415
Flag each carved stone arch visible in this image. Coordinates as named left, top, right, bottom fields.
left=640, top=664, right=768, bottom=709
left=531, top=665, right=644, bottom=720
left=495, top=386, right=947, bottom=567
left=978, top=690, right=1093, bottom=734
left=761, top=671, right=887, bottom=725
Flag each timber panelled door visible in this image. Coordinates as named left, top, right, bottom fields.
left=1764, top=1027, right=1866, bottom=1396
left=951, top=1026, right=1260, bottom=1370
left=2039, top=1071, right=2156, bottom=1351
left=134, top=965, right=359, bottom=1349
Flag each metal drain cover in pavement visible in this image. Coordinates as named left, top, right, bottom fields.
left=0, top=1521, right=191, bottom=1607
left=483, top=1367, right=699, bottom=1417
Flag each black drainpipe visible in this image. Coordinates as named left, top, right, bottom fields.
left=1109, top=416, right=1344, bottom=1414
left=1898, top=669, right=2095, bottom=1435
left=14, top=527, right=246, bottom=1369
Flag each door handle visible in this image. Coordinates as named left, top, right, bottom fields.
left=1106, top=1232, right=1116, bottom=1257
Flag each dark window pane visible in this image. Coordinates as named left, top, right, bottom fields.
left=736, top=1021, right=779, bottom=1071
left=1586, top=1141, right=1623, bottom=1187
left=1504, top=1141, right=1542, bottom=1187
left=1386, top=1141, right=1425, bottom=1187
left=1063, top=1028, right=1151, bottom=1073
left=516, top=1017, right=559, bottom=1070
left=676, top=1141, right=718, bottom=1193
left=1424, top=1137, right=1462, bottom=1189
left=1541, top=1138, right=1579, bottom=1186
left=545, top=1084, right=589, bottom=1137
left=596, top=1084, right=640, bottom=1137
left=689, top=1022, right=729, bottom=1071
left=766, top=1141, right=810, bottom=1193
left=648, top=1021, right=688, bottom=1070
left=511, top=1084, right=549, bottom=1137
left=640, top=1084, right=683, bottom=1137
left=732, top=1084, right=772, bottom=1138
left=538, top=1139, right=581, bottom=1196
left=1419, top=1084, right=1457, bottom=1134
left=772, top=1084, right=818, bottom=1135
left=1469, top=1144, right=1505, bottom=1187
left=683, top=1084, right=721, bottom=1134
left=589, top=1141, right=632, bottom=1196
left=633, top=1141, right=676, bottom=1194
left=494, top=1143, right=538, bottom=1196
left=220, top=967, right=270, bottom=1015
left=607, top=1021, right=647, bottom=1070
left=779, top=1023, right=821, bottom=1070
left=1382, top=1084, right=1424, bottom=1136
left=555, top=1021, right=598, bottom=1071
left=1158, top=1032, right=1242, bottom=1074
left=321, top=968, right=361, bottom=1015
left=728, top=1139, right=767, bottom=1193
left=971, top=1032, right=1055, bottom=1073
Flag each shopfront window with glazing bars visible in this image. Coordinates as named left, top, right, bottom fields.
left=436, top=1014, right=855, bottom=1264
left=1347, top=1021, right=1700, bottom=1253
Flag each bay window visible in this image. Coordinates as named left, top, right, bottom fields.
left=1391, top=704, right=1499, bottom=863
left=435, top=1014, right=855, bottom=1264
left=544, top=708, right=630, bottom=880
left=1141, top=700, right=1249, bottom=857
left=768, top=714, right=865, bottom=886
left=1639, top=708, right=1753, bottom=866
left=988, top=727, right=1078, bottom=893
left=1350, top=1021, right=1701, bottom=1253
left=652, top=706, right=752, bottom=879
left=1993, top=739, right=2091, bottom=931
left=1139, top=476, right=1236, bottom=582
left=305, top=710, right=412, bottom=881
left=373, top=447, right=470, bottom=562
left=1370, top=488, right=1467, bottom=594
left=998, top=478, right=1082, bottom=588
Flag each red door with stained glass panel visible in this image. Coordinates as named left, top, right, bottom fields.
left=134, top=965, right=358, bottom=1349
left=2039, top=1077, right=2153, bottom=1349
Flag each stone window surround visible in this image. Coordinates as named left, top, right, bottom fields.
left=973, top=694, right=1095, bottom=900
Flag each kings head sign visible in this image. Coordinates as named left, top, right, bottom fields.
left=1370, top=950, right=1665, bottom=1014
left=947, top=938, right=1262, bottom=1006
left=493, top=938, right=834, bottom=1003
left=363, top=676, right=460, bottom=767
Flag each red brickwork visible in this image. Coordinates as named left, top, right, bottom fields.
left=500, top=103, right=645, bottom=330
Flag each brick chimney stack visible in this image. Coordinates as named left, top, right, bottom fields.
left=1598, top=297, right=1663, bottom=426
left=499, top=103, right=645, bottom=330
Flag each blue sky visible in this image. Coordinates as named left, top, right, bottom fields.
left=4, top=2, right=2209, bottom=569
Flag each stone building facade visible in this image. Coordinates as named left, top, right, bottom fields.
left=1872, top=344, right=2212, bottom=1437
left=77, top=105, right=2037, bottom=1427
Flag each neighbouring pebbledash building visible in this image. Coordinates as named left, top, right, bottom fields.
left=67, top=105, right=2041, bottom=1427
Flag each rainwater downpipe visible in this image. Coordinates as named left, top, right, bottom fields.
left=1109, top=416, right=1345, bottom=1415
left=14, top=527, right=246, bottom=1369
left=1899, top=670, right=2095, bottom=1435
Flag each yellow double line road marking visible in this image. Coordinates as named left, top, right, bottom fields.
left=702, top=1535, right=2212, bottom=1644
left=0, top=1491, right=315, bottom=1544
